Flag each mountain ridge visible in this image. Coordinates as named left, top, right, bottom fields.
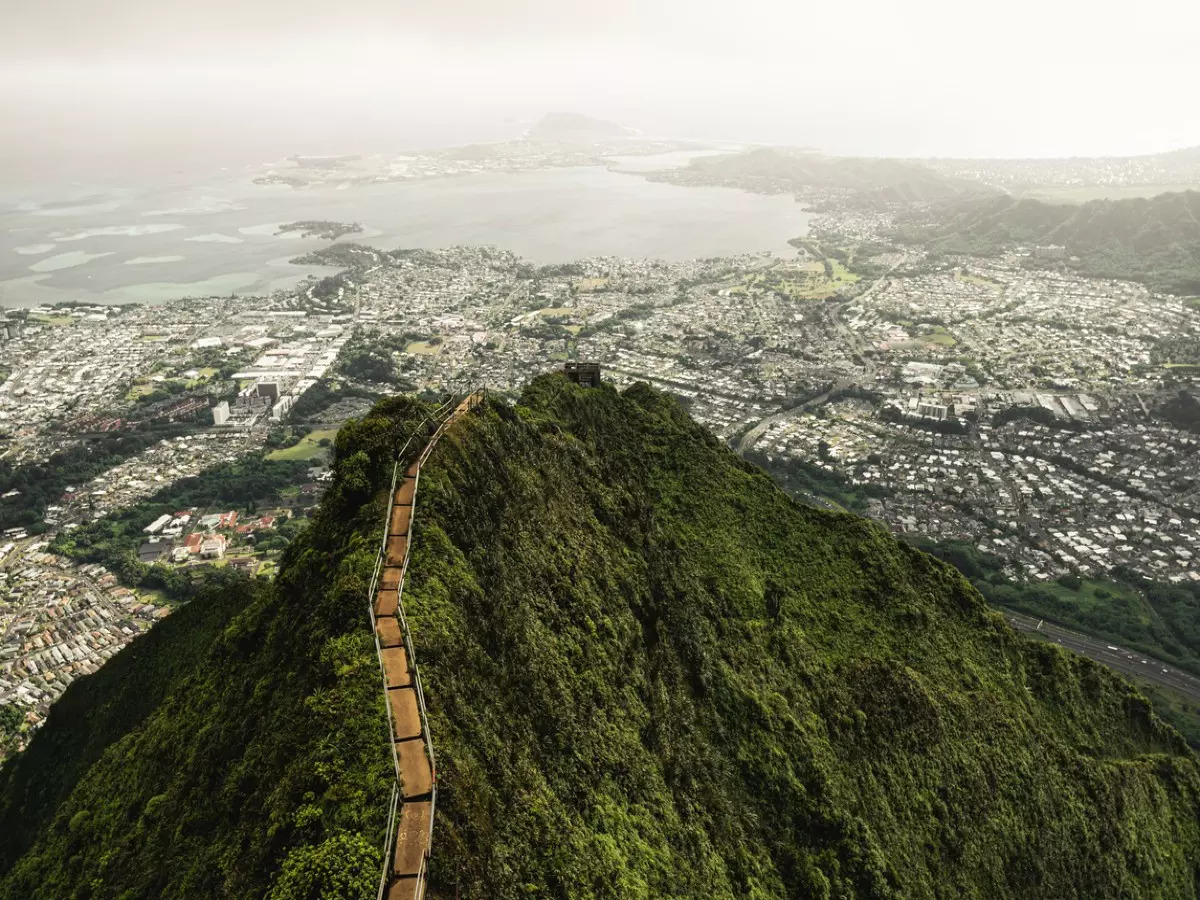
left=896, top=189, right=1200, bottom=293
left=1, top=378, right=1198, bottom=898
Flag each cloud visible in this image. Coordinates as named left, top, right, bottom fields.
left=0, top=0, right=1198, bottom=161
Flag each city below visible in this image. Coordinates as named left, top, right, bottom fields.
left=1, top=133, right=1199, bottom=757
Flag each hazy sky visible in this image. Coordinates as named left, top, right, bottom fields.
left=3, top=0, right=1200, bottom=178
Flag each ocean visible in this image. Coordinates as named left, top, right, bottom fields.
left=0, top=155, right=811, bottom=308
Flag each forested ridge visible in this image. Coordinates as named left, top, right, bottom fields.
left=1, top=377, right=1198, bottom=898
left=895, top=190, right=1200, bottom=293
left=403, top=377, right=1200, bottom=898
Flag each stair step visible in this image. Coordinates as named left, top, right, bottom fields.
left=385, top=535, right=408, bottom=568
left=388, top=686, right=422, bottom=739
left=394, top=478, right=416, bottom=507
left=382, top=646, right=411, bottom=688
left=389, top=503, right=412, bottom=536
left=395, top=738, right=433, bottom=798
left=385, top=875, right=421, bottom=900
left=375, top=589, right=399, bottom=618
left=376, top=618, right=403, bottom=648
left=392, top=800, right=431, bottom=877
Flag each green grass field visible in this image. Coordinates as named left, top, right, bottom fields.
left=32, top=315, right=75, bottom=327
left=266, top=429, right=338, bottom=461
left=405, top=340, right=443, bottom=356
left=923, top=332, right=959, bottom=347
left=1044, top=577, right=1152, bottom=625
left=751, top=259, right=860, bottom=300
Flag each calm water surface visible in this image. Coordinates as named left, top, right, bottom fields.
left=0, top=156, right=810, bottom=307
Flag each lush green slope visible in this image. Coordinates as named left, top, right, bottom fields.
left=0, top=397, right=441, bottom=899
left=0, top=573, right=258, bottom=866
left=656, top=147, right=983, bottom=205
left=2, top=379, right=1199, bottom=899
left=403, top=376, right=1200, bottom=899
left=897, top=190, right=1200, bottom=293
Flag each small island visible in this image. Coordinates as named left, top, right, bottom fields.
left=276, top=221, right=363, bottom=240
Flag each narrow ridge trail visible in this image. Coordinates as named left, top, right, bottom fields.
left=368, top=391, right=484, bottom=900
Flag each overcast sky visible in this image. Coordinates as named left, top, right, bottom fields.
left=3, top=0, right=1200, bottom=177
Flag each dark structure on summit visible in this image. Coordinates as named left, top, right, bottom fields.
left=564, top=361, right=602, bottom=388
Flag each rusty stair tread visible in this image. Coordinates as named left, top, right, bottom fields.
left=376, top=617, right=403, bottom=648
left=393, top=478, right=416, bottom=507
left=392, top=800, right=431, bottom=876
left=375, top=589, right=399, bottom=618
left=389, top=503, right=412, bottom=536
left=385, top=535, right=408, bottom=568
left=382, top=646, right=411, bottom=688
left=396, top=738, right=433, bottom=798
left=388, top=686, right=422, bottom=739
left=385, top=876, right=422, bottom=900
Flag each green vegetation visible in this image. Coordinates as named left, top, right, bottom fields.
left=671, top=147, right=980, bottom=205
left=0, top=573, right=259, bottom=868
left=0, top=397, right=446, bottom=898
left=338, top=330, right=421, bottom=386
left=4, top=380, right=1199, bottom=898
left=1137, top=680, right=1200, bottom=749
left=267, top=428, right=339, bottom=461
left=1159, top=390, right=1200, bottom=433
left=916, top=539, right=1200, bottom=679
left=52, top=454, right=311, bottom=596
left=0, top=428, right=194, bottom=532
left=744, top=447, right=890, bottom=514
left=404, top=340, right=443, bottom=356
left=288, top=379, right=379, bottom=423
left=1020, top=183, right=1200, bottom=204
left=276, top=220, right=363, bottom=240
left=402, top=377, right=1199, bottom=897
left=897, top=190, right=1200, bottom=294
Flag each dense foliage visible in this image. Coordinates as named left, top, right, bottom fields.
left=0, top=428, right=192, bottom=532
left=0, top=574, right=259, bottom=870
left=3, top=380, right=1199, bottom=899
left=0, top=398, right=447, bottom=899
left=917, top=538, right=1200, bottom=679
left=1160, top=389, right=1200, bottom=433
left=51, top=454, right=310, bottom=597
left=401, top=376, right=1200, bottom=898
left=672, top=148, right=980, bottom=205
left=895, top=190, right=1200, bottom=294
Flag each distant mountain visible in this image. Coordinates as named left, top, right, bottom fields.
left=2, top=377, right=1199, bottom=898
left=921, top=145, right=1200, bottom=196
left=525, top=112, right=635, bottom=144
left=897, top=190, right=1200, bottom=293
left=654, top=147, right=988, bottom=205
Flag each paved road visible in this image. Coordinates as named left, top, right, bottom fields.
left=735, top=378, right=856, bottom=455
left=734, top=261, right=902, bottom=457
left=1001, top=608, right=1200, bottom=703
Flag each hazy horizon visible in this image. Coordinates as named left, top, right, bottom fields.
left=3, top=0, right=1200, bottom=184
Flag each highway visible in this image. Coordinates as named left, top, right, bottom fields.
left=1001, top=608, right=1200, bottom=704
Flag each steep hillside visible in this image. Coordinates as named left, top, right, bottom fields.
left=898, top=190, right=1200, bottom=293
left=0, top=397, right=442, bottom=899
left=656, top=147, right=982, bottom=204
left=2, top=379, right=1199, bottom=899
left=402, top=377, right=1200, bottom=898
